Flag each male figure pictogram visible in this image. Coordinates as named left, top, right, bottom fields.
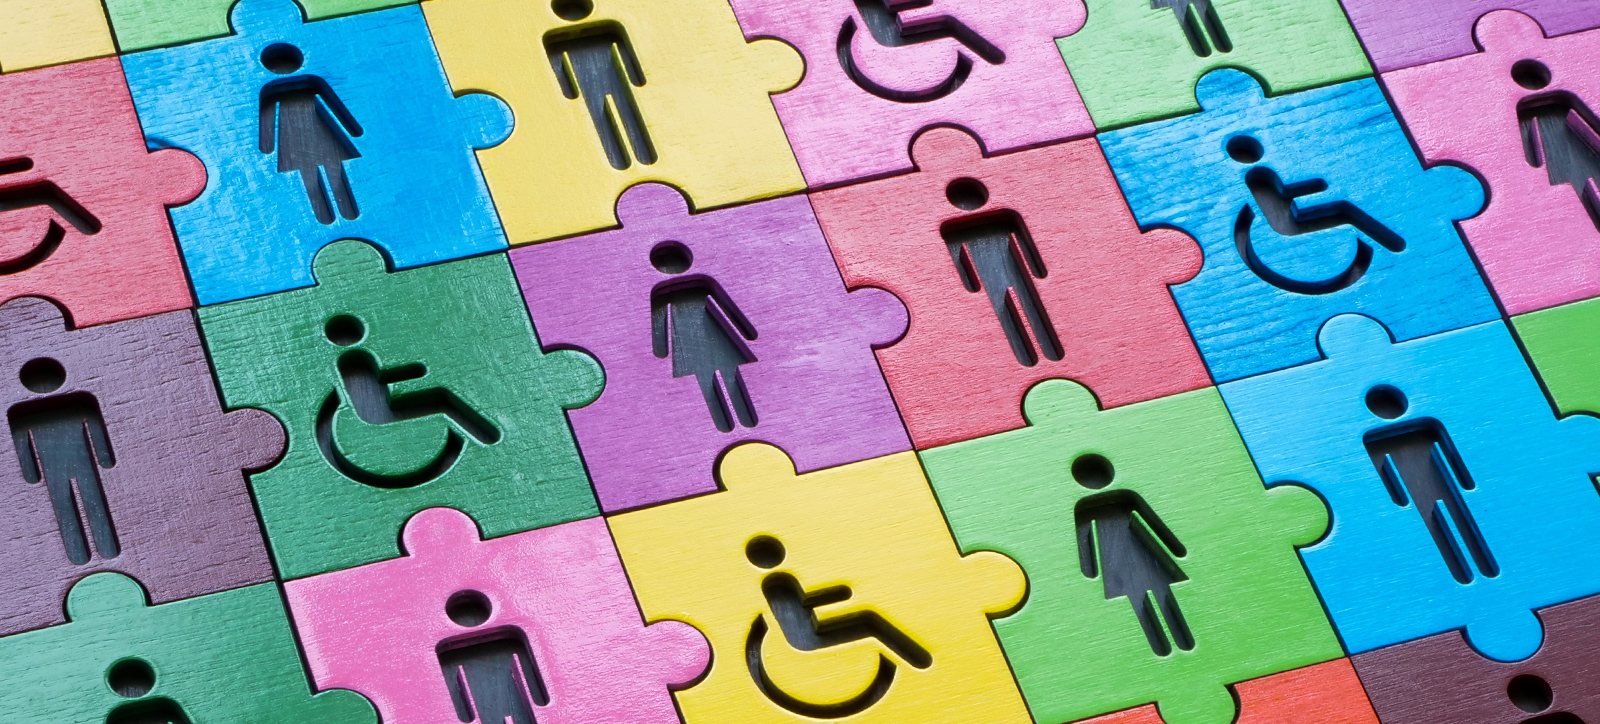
left=649, top=243, right=759, bottom=433
left=9, top=358, right=118, bottom=566
left=940, top=178, right=1062, bottom=367
left=1151, top=0, right=1232, bottom=57
left=438, top=593, right=548, bottom=724
left=258, top=42, right=364, bottom=224
left=545, top=0, right=656, bottom=170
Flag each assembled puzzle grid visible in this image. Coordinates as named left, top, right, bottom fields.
left=5, top=1, right=1600, bottom=722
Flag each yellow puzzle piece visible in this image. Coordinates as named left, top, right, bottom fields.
left=0, top=0, right=115, bottom=73
left=609, top=443, right=1031, bottom=724
left=421, top=0, right=805, bottom=244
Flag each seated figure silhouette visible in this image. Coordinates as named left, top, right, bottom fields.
left=838, top=0, right=1003, bottom=103
left=940, top=178, right=1062, bottom=367
left=0, top=158, right=100, bottom=276
left=1362, top=386, right=1498, bottom=585
left=10, top=359, right=118, bottom=566
left=1516, top=60, right=1600, bottom=232
left=649, top=243, right=759, bottom=433
left=1151, top=0, right=1231, bottom=57
left=1072, top=454, right=1193, bottom=656
left=258, top=43, right=363, bottom=225
left=545, top=0, right=655, bottom=170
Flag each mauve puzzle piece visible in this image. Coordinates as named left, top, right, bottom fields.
left=1221, top=315, right=1600, bottom=661
left=0, top=298, right=281, bottom=637
left=198, top=240, right=602, bottom=579
left=513, top=184, right=909, bottom=511
left=813, top=128, right=1208, bottom=449
left=0, top=57, right=201, bottom=327
left=286, top=508, right=708, bottom=724
left=0, top=573, right=376, bottom=722
left=1385, top=11, right=1600, bottom=315
left=105, top=0, right=412, bottom=52
left=725, top=0, right=1091, bottom=188
left=1078, top=659, right=1379, bottom=724
left=122, top=0, right=511, bottom=305
left=1340, top=0, right=1600, bottom=73
left=1101, top=71, right=1498, bottom=383
left=1352, top=594, right=1600, bottom=724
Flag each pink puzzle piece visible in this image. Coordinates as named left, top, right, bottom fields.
left=1386, top=11, right=1600, bottom=315
left=728, top=0, right=1092, bottom=189
left=812, top=128, right=1209, bottom=449
left=512, top=184, right=910, bottom=512
left=1340, top=0, right=1600, bottom=72
left=285, top=508, right=707, bottom=724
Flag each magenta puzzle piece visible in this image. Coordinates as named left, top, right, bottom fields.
left=285, top=508, right=708, bottom=724
left=0, top=298, right=282, bottom=637
left=1340, top=0, right=1600, bottom=72
left=512, top=184, right=910, bottom=512
left=727, top=0, right=1092, bottom=188
left=1386, top=11, right=1600, bottom=314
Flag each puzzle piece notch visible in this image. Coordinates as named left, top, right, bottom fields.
left=1077, top=659, right=1380, bottom=724
left=0, top=0, right=116, bottom=73
left=104, top=0, right=419, bottom=52
left=1337, top=0, right=1600, bottom=73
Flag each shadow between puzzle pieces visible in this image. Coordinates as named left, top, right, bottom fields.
left=105, top=0, right=413, bottom=52
left=1076, top=659, right=1379, bottom=724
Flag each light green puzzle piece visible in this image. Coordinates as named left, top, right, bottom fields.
left=105, top=0, right=416, bottom=51
left=1513, top=296, right=1600, bottom=415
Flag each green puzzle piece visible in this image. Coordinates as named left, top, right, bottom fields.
left=0, top=573, right=375, bottom=721
left=200, top=240, right=602, bottom=579
left=920, top=381, right=1341, bottom=724
left=105, top=0, right=415, bottom=51
left=1056, top=0, right=1370, bottom=130
left=1513, top=297, right=1600, bottom=415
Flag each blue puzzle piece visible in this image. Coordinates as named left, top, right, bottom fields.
left=122, top=0, right=512, bottom=304
left=1220, top=314, right=1600, bottom=661
left=1100, top=70, right=1497, bottom=382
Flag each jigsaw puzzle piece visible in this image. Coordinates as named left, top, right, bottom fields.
left=1101, top=70, right=1497, bottom=383
left=725, top=0, right=1092, bottom=188
left=919, top=380, right=1339, bottom=724
left=1074, top=659, right=1380, bottom=724
left=812, top=127, right=1208, bottom=449
left=285, top=508, right=705, bottom=723
left=513, top=183, right=909, bottom=512
left=0, top=58, right=201, bottom=326
left=0, top=0, right=115, bottom=73
left=104, top=0, right=416, bottom=51
left=197, top=240, right=601, bottom=579
left=1339, top=0, right=1600, bottom=73
left=609, top=443, right=1031, bottom=724
left=0, top=573, right=376, bottom=721
left=1353, top=593, right=1600, bottom=723
left=1385, top=12, right=1600, bottom=315
left=0, top=296, right=281, bottom=637
left=1055, top=0, right=1369, bottom=130
left=1220, top=314, right=1600, bottom=660
left=122, top=0, right=510, bottom=305
left=1513, top=295, right=1600, bottom=418
left=422, top=0, right=804, bottom=244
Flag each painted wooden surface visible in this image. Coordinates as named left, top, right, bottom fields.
left=1339, top=0, right=1600, bottom=73
left=104, top=0, right=415, bottom=52
left=1077, top=659, right=1380, bottom=724
left=813, top=128, right=1209, bottom=449
left=513, top=184, right=909, bottom=512
left=0, top=0, right=115, bottom=73
left=1513, top=294, right=1600, bottom=415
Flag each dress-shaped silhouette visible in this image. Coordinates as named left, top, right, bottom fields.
left=1151, top=0, right=1231, bottom=57
left=258, top=43, right=364, bottom=225
left=11, top=389, right=118, bottom=566
left=545, top=4, right=655, bottom=170
left=650, top=246, right=759, bottom=433
left=440, top=635, right=548, bottom=724
left=941, top=205, right=1062, bottom=367
left=1076, top=489, right=1193, bottom=656
left=1520, top=93, right=1600, bottom=231
left=837, top=0, right=1003, bottom=103
left=1366, top=415, right=1498, bottom=585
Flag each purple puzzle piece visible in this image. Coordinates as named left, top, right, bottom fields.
left=513, top=184, right=910, bottom=512
left=1340, top=0, right=1600, bottom=72
left=0, top=298, right=283, bottom=636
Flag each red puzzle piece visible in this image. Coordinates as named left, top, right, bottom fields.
left=1076, top=659, right=1379, bottom=724
left=0, top=57, right=201, bottom=326
left=812, top=128, right=1208, bottom=448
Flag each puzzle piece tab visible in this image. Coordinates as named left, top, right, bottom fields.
left=1056, top=0, right=1370, bottom=130
left=1352, top=593, right=1600, bottom=723
left=104, top=0, right=414, bottom=51
left=122, top=0, right=511, bottom=305
left=813, top=128, right=1209, bottom=449
left=0, top=57, right=201, bottom=326
left=609, top=443, right=1032, bottom=724
left=920, top=381, right=1338, bottom=724
left=1513, top=295, right=1600, bottom=416
left=0, top=0, right=115, bottom=73
left=1220, top=315, right=1600, bottom=660
left=0, top=573, right=376, bottom=722
left=1385, top=11, right=1600, bottom=315
left=725, top=0, right=1092, bottom=188
left=513, top=184, right=909, bottom=511
left=1101, top=71, right=1498, bottom=382
left=1076, top=659, right=1379, bottom=724
left=1339, top=0, right=1600, bottom=73
left=421, top=0, right=805, bottom=244
left=198, top=240, right=601, bottom=579
left=286, top=508, right=706, bottom=723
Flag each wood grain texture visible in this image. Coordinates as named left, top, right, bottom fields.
left=1340, top=0, right=1600, bottom=73
left=512, top=184, right=909, bottom=512
left=1385, top=11, right=1600, bottom=315
left=726, top=0, right=1093, bottom=188
left=0, top=57, right=200, bottom=327
left=813, top=128, right=1209, bottom=449
left=286, top=509, right=707, bottom=724
left=610, top=444, right=1032, bottom=724
left=104, top=0, right=415, bottom=52
left=1076, top=659, right=1379, bottom=724
left=1512, top=294, right=1600, bottom=415
left=0, top=0, right=115, bottom=72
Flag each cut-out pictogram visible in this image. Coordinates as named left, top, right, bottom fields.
left=1516, top=60, right=1600, bottom=231
left=650, top=242, right=759, bottom=432
left=1150, top=0, right=1231, bottom=57
left=10, top=372, right=118, bottom=566
left=437, top=591, right=549, bottom=724
left=0, top=158, right=100, bottom=277
left=545, top=0, right=656, bottom=170
left=837, top=0, right=1003, bottom=103
left=258, top=42, right=364, bottom=224
left=1076, top=483, right=1194, bottom=656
